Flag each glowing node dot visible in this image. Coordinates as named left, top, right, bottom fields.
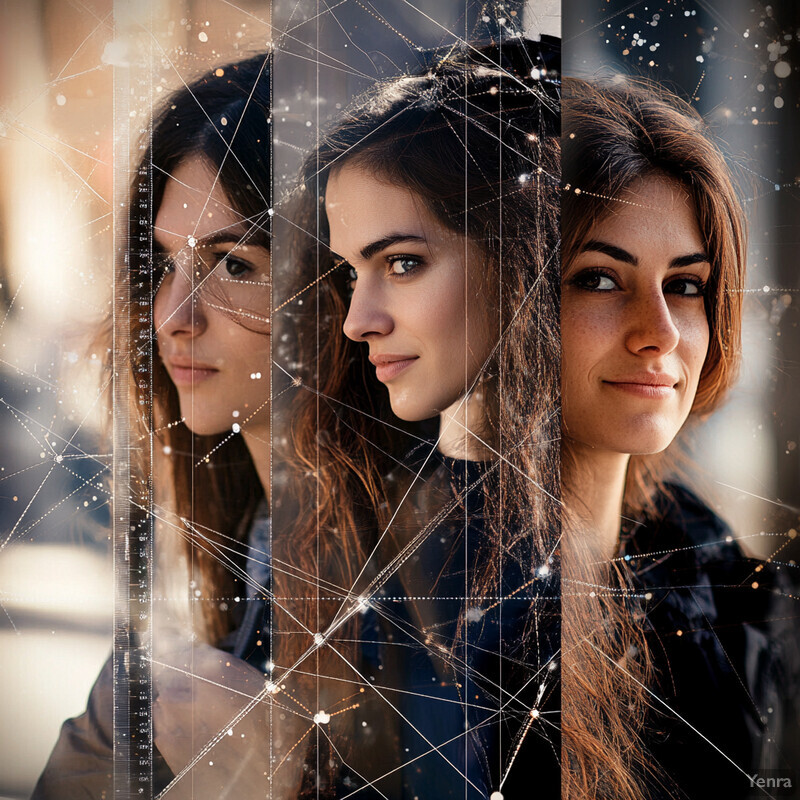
left=227, top=728, right=234, bottom=736
left=187, top=236, right=197, bottom=248
left=314, top=632, right=325, bottom=646
left=763, top=285, right=770, bottom=293
left=232, top=423, right=241, bottom=433
left=530, top=708, right=540, bottom=719
left=198, top=31, right=208, bottom=42
left=56, top=94, right=66, bottom=106
left=55, top=455, right=63, bottom=463
left=215, top=68, right=225, bottom=77
left=491, top=793, right=505, bottom=800
left=267, top=208, right=275, bottom=216
left=265, top=680, right=280, bottom=694
left=313, top=711, right=330, bottom=725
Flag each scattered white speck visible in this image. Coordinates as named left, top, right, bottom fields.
left=198, top=31, right=208, bottom=43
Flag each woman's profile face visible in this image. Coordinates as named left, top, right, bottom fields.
left=325, top=163, right=494, bottom=423
left=153, top=156, right=271, bottom=438
left=561, top=174, right=711, bottom=457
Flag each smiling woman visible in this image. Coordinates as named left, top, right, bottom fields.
left=561, top=77, right=797, bottom=800
left=326, top=164, right=492, bottom=435
left=274, top=38, right=562, bottom=797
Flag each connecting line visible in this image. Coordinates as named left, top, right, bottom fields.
left=336, top=714, right=503, bottom=799
left=715, top=481, right=800, bottom=513
left=151, top=209, right=271, bottom=335
left=315, top=725, right=392, bottom=800
left=586, top=639, right=779, bottom=800
left=217, top=0, right=376, bottom=83
left=154, top=678, right=275, bottom=798
left=141, top=30, right=271, bottom=209
left=324, top=640, right=486, bottom=796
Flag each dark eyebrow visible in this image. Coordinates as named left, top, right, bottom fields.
left=581, top=240, right=709, bottom=270
left=359, top=233, right=426, bottom=262
left=668, top=252, right=709, bottom=268
left=581, top=240, right=638, bottom=265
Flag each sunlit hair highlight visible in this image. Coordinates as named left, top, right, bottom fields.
left=561, top=75, right=747, bottom=799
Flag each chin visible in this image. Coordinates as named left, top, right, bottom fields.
left=181, top=414, right=230, bottom=438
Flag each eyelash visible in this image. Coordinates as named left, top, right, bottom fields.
left=347, top=255, right=425, bottom=286
left=569, top=267, right=707, bottom=297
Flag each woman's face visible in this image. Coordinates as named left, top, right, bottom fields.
left=561, top=175, right=711, bottom=457
left=153, top=156, right=271, bottom=438
left=325, top=163, right=494, bottom=423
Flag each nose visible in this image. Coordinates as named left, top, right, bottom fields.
left=342, top=279, right=393, bottom=342
left=154, top=260, right=208, bottom=339
left=624, top=287, right=680, bottom=356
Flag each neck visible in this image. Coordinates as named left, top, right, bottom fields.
left=563, top=442, right=629, bottom=561
left=242, top=424, right=271, bottom=506
left=437, top=390, right=493, bottom=461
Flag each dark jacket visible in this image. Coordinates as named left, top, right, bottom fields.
left=31, top=482, right=797, bottom=799
left=625, top=485, right=799, bottom=799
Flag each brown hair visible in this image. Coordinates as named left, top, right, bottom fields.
left=121, top=54, right=272, bottom=644
left=561, top=76, right=746, bottom=799
left=272, top=40, right=562, bottom=791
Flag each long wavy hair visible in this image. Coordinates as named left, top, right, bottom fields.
left=561, top=77, right=746, bottom=799
left=271, top=39, right=561, bottom=791
left=119, top=53, right=272, bottom=644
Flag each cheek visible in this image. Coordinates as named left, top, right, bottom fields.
left=560, top=300, right=613, bottom=386
left=677, top=308, right=711, bottom=380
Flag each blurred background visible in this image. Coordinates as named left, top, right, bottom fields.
left=0, top=0, right=797, bottom=797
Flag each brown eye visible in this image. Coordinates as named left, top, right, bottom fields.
left=665, top=277, right=705, bottom=296
left=570, top=268, right=617, bottom=291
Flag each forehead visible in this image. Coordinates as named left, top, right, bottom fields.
left=154, top=156, right=244, bottom=251
left=324, top=163, right=441, bottom=257
left=590, top=175, right=703, bottom=250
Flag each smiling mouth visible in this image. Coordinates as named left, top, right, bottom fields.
left=603, top=380, right=675, bottom=399
left=369, top=355, right=418, bottom=383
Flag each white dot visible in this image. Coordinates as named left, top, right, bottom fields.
left=490, top=793, right=504, bottom=800
left=187, top=236, right=197, bottom=248
left=232, top=410, right=240, bottom=418
left=763, top=285, right=771, bottom=293
left=774, top=61, right=791, bottom=78
left=314, top=632, right=325, bottom=646
left=774, top=97, right=784, bottom=109
left=198, top=31, right=208, bottom=42
left=313, top=711, right=330, bottom=725
left=56, top=94, right=66, bottom=106
left=232, top=423, right=241, bottom=433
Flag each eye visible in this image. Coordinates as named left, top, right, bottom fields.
left=220, top=256, right=252, bottom=279
left=388, top=255, right=422, bottom=276
left=570, top=268, right=617, bottom=292
left=665, top=276, right=706, bottom=297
